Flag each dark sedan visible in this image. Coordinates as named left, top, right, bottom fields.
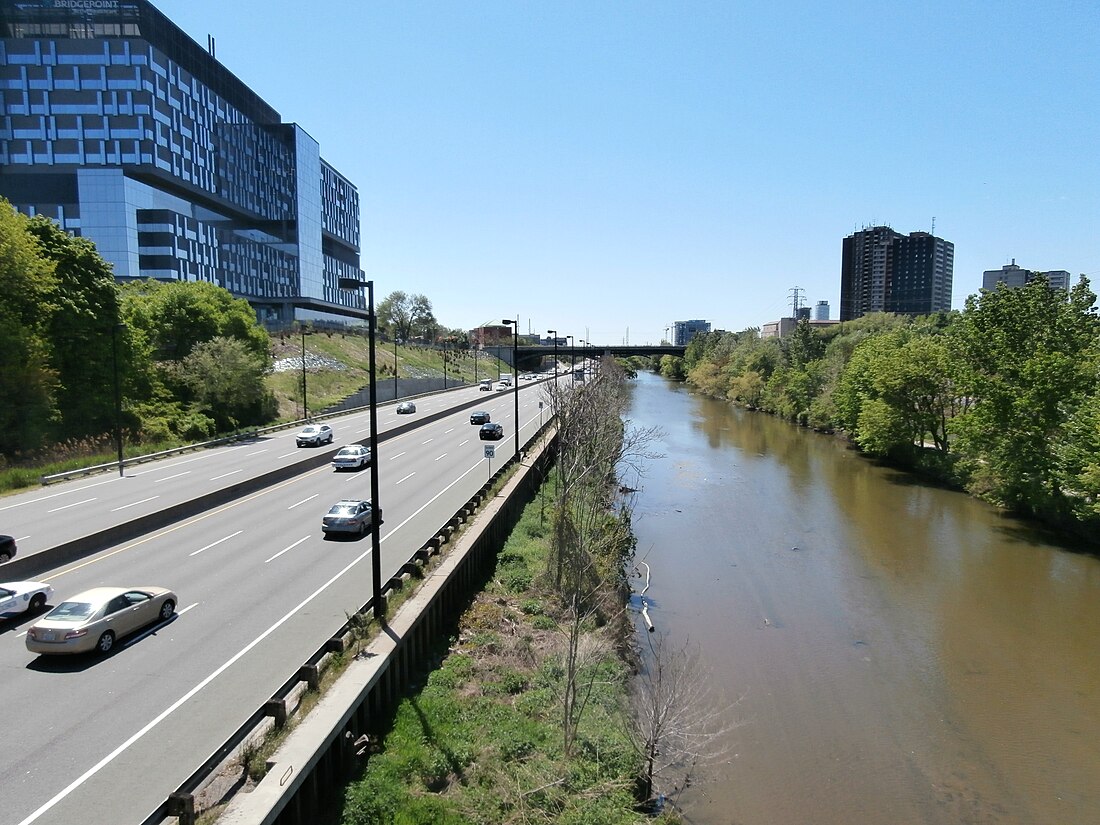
left=470, top=411, right=491, bottom=425
left=479, top=422, right=504, bottom=441
left=0, top=535, right=15, bottom=564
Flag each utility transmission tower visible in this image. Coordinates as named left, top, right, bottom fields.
left=788, top=286, right=806, bottom=316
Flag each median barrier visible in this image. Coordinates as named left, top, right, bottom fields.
left=11, top=389, right=541, bottom=580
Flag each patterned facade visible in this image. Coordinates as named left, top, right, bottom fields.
left=0, top=0, right=363, bottom=324
left=840, top=226, right=954, bottom=321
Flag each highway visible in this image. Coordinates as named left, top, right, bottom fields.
left=0, top=378, right=557, bottom=825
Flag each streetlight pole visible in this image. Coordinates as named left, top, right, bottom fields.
left=442, top=340, right=448, bottom=390
left=503, top=319, right=520, bottom=462
left=547, top=329, right=557, bottom=377
left=566, top=335, right=574, bottom=386
left=299, top=325, right=312, bottom=420
left=393, top=336, right=398, bottom=402
left=339, top=277, right=384, bottom=620
left=111, top=322, right=125, bottom=476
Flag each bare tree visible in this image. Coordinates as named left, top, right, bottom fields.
left=628, top=631, right=742, bottom=807
left=541, top=356, right=662, bottom=755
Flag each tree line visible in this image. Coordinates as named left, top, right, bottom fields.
left=657, top=275, right=1100, bottom=535
left=0, top=201, right=278, bottom=461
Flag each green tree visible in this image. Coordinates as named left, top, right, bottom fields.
left=25, top=215, right=126, bottom=441
left=411, top=293, right=436, bottom=341
left=176, top=337, right=278, bottom=431
left=950, top=276, right=1100, bottom=514
left=0, top=203, right=58, bottom=454
left=376, top=290, right=413, bottom=341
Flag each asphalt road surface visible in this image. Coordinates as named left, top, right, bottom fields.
left=0, top=378, right=558, bottom=825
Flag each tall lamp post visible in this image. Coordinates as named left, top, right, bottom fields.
left=299, top=325, right=313, bottom=420
left=566, top=335, right=574, bottom=386
left=547, top=329, right=558, bottom=377
left=338, top=277, right=384, bottom=620
left=503, top=319, right=520, bottom=462
left=393, top=336, right=398, bottom=402
left=579, top=339, right=587, bottom=378
left=111, top=322, right=125, bottom=476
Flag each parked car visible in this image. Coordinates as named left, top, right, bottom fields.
left=396, top=401, right=416, bottom=414
left=295, top=424, right=333, bottom=447
left=0, top=534, right=15, bottom=564
left=25, top=586, right=176, bottom=655
left=479, top=422, right=505, bottom=441
left=322, top=499, right=379, bottom=537
left=332, top=444, right=371, bottom=471
left=0, top=580, right=53, bottom=618
left=469, top=410, right=491, bottom=425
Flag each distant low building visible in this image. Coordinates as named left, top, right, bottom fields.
left=814, top=301, right=830, bottom=321
left=673, top=320, right=711, bottom=346
left=761, top=317, right=839, bottom=339
left=983, top=260, right=1070, bottom=293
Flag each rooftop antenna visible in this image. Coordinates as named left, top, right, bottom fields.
left=207, top=35, right=215, bottom=58
left=931, top=216, right=935, bottom=236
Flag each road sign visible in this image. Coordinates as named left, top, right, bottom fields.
left=483, top=444, right=496, bottom=459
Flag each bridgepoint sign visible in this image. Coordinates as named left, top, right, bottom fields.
left=49, top=0, right=122, bottom=10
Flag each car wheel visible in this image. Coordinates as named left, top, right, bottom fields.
left=0, top=552, right=10, bottom=563
left=29, top=593, right=46, bottom=612
left=96, top=631, right=116, bottom=654
left=359, top=521, right=367, bottom=537
left=159, top=599, right=176, bottom=621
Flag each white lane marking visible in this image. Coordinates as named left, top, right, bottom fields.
left=389, top=452, right=406, bottom=461
left=178, top=602, right=199, bottom=615
left=243, top=448, right=269, bottom=457
left=443, top=427, right=455, bottom=434
left=0, top=477, right=118, bottom=511
left=16, top=534, right=31, bottom=542
left=396, top=472, right=415, bottom=485
left=209, top=469, right=242, bottom=481
left=277, top=451, right=299, bottom=458
left=189, top=530, right=243, bottom=557
left=154, top=471, right=191, bottom=484
left=421, top=438, right=433, bottom=445
left=47, top=498, right=96, bottom=513
left=110, top=496, right=159, bottom=512
left=434, top=453, right=448, bottom=461
left=459, top=439, right=470, bottom=446
left=355, top=426, right=371, bottom=434
left=287, top=494, right=319, bottom=510
left=265, top=536, right=309, bottom=563
left=129, top=453, right=211, bottom=475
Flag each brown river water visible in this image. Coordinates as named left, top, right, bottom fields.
left=623, top=372, right=1100, bottom=825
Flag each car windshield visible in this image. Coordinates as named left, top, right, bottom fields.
left=47, top=601, right=96, bottom=621
left=302, top=426, right=319, bottom=433
left=336, top=448, right=359, bottom=457
left=330, top=503, right=365, bottom=515
left=0, top=587, right=14, bottom=598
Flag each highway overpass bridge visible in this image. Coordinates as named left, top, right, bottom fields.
left=484, top=344, right=685, bottom=369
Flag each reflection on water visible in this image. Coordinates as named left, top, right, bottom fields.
left=624, top=372, right=1100, bottom=825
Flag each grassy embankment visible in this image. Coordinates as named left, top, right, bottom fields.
left=339, top=465, right=680, bottom=825
left=0, top=334, right=503, bottom=495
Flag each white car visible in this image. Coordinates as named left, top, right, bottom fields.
left=332, top=444, right=371, bottom=470
left=295, top=424, right=334, bottom=447
left=494, top=382, right=508, bottom=392
left=0, top=580, right=54, bottom=618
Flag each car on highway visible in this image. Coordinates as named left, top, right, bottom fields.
left=296, top=423, right=334, bottom=447
left=322, top=499, right=378, bottom=537
left=479, top=422, right=504, bottom=441
left=494, top=382, right=508, bottom=392
left=25, top=586, right=176, bottom=655
left=479, top=380, right=492, bottom=391
left=0, top=580, right=53, bottom=618
left=332, top=444, right=371, bottom=471
left=0, top=534, right=15, bottom=563
left=396, top=401, right=416, bottom=414
left=469, top=410, right=491, bottom=425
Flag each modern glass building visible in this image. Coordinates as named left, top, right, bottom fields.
left=0, top=0, right=364, bottom=324
left=672, top=319, right=710, bottom=346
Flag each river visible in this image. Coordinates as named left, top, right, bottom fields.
left=623, top=371, right=1100, bottom=825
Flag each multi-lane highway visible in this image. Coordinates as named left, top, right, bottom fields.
left=0, top=378, right=558, bottom=825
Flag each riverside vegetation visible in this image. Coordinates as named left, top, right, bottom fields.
left=341, top=359, right=726, bottom=825
left=653, top=275, right=1100, bottom=542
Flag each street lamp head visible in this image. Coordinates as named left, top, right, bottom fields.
left=338, top=276, right=373, bottom=290
left=502, top=319, right=516, bottom=326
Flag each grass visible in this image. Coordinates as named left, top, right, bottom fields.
left=339, top=472, right=684, bottom=825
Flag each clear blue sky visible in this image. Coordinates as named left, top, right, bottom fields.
left=157, top=0, right=1099, bottom=345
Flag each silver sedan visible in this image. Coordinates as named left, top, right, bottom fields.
left=321, top=499, right=378, bottom=537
